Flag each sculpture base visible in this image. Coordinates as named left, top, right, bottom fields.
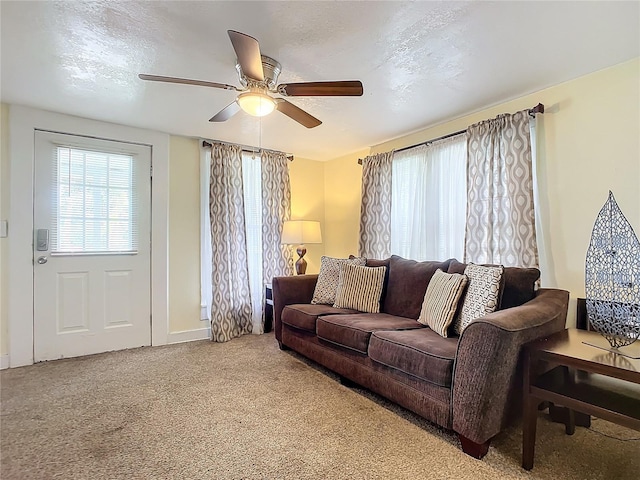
left=582, top=341, right=640, bottom=359
left=295, top=245, right=307, bottom=275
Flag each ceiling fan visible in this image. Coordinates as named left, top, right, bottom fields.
left=139, top=30, right=363, bottom=128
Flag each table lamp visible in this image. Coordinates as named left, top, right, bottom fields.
left=281, top=220, right=322, bottom=275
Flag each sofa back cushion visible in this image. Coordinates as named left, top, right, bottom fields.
left=366, top=257, right=391, bottom=310
left=447, top=259, right=540, bottom=309
left=382, top=255, right=452, bottom=319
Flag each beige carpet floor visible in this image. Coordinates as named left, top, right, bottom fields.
left=1, top=333, right=638, bottom=479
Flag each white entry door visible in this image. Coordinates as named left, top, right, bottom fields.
left=34, top=131, right=152, bottom=361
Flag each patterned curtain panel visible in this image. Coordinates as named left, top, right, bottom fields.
left=358, top=151, right=393, bottom=259
left=261, top=150, right=294, bottom=287
left=464, top=110, right=539, bottom=268
left=209, top=143, right=253, bottom=342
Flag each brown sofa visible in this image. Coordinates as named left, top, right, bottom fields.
left=273, top=255, right=569, bottom=458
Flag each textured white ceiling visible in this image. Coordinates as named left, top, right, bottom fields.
left=1, top=1, right=638, bottom=160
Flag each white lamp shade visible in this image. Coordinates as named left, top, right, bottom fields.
left=281, top=220, right=322, bottom=245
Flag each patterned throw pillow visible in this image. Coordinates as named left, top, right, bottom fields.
left=311, top=256, right=367, bottom=305
left=333, top=264, right=386, bottom=313
left=418, top=269, right=468, bottom=337
left=453, top=263, right=504, bottom=335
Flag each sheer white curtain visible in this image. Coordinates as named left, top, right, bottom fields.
left=530, top=117, right=551, bottom=285
left=390, top=134, right=467, bottom=261
left=242, top=152, right=264, bottom=333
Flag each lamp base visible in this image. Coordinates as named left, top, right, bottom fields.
left=295, top=245, right=307, bottom=275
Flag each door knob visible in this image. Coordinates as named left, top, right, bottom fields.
left=37, top=256, right=48, bottom=265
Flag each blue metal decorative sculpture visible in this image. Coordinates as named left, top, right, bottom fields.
left=585, top=191, right=640, bottom=351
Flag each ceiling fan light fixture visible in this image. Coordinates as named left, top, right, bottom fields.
left=237, top=91, right=276, bottom=117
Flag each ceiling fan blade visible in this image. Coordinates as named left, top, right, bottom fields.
left=277, top=81, right=363, bottom=97
left=209, top=101, right=241, bottom=122
left=227, top=30, right=264, bottom=81
left=138, top=74, right=238, bottom=91
left=275, top=99, right=321, bottom=128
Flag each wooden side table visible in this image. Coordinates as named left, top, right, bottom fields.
left=522, top=328, right=640, bottom=470
left=264, top=284, right=273, bottom=333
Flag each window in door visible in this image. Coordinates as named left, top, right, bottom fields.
left=52, top=147, right=137, bottom=254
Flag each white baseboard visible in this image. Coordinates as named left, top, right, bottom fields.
left=167, top=327, right=211, bottom=344
left=0, top=354, right=9, bottom=370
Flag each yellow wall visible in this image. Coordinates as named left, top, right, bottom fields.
left=167, top=149, right=327, bottom=334
left=0, top=104, right=9, bottom=357
left=168, top=136, right=203, bottom=333
left=2, top=58, right=638, bottom=358
left=323, top=148, right=369, bottom=257
left=289, top=157, right=325, bottom=274
left=323, top=59, right=640, bottom=327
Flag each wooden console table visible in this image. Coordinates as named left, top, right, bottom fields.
left=522, top=328, right=640, bottom=470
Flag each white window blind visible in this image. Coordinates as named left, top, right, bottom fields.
left=390, top=134, right=467, bottom=261
left=52, top=146, right=137, bottom=254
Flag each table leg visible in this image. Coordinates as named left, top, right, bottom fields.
left=522, top=351, right=537, bottom=470
left=563, top=366, right=576, bottom=435
left=565, top=408, right=576, bottom=435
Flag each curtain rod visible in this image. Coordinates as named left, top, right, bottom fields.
left=201, top=140, right=294, bottom=161
left=357, top=103, right=544, bottom=165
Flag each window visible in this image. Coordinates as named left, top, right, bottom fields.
left=390, top=134, right=467, bottom=261
left=241, top=151, right=264, bottom=326
left=53, top=147, right=137, bottom=254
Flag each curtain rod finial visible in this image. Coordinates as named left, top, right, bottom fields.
left=530, top=103, right=544, bottom=115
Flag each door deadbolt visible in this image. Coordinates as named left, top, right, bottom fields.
left=36, top=229, right=49, bottom=251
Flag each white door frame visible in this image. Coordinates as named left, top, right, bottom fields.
left=8, top=105, right=169, bottom=367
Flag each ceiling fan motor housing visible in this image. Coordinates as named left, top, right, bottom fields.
left=236, top=55, right=281, bottom=90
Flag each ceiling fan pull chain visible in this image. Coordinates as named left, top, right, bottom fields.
left=259, top=115, right=262, bottom=157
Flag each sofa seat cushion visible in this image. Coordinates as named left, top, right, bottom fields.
left=282, top=304, right=359, bottom=333
left=368, top=329, right=459, bottom=388
left=317, top=313, right=424, bottom=353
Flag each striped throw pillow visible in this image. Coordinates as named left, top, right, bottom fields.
left=333, top=264, right=386, bottom=313
left=311, top=256, right=367, bottom=305
left=453, top=263, right=504, bottom=335
left=418, top=269, right=468, bottom=337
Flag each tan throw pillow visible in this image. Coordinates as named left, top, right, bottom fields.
left=418, top=269, right=468, bottom=337
left=333, top=264, right=386, bottom=313
left=453, top=263, right=504, bottom=335
left=311, top=256, right=366, bottom=305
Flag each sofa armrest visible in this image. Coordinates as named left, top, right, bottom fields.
left=452, top=288, right=569, bottom=444
left=272, top=275, right=319, bottom=343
